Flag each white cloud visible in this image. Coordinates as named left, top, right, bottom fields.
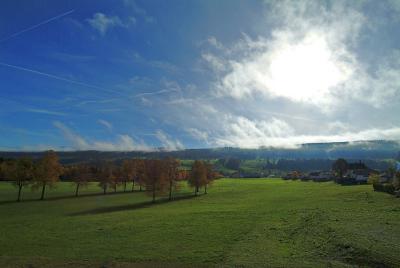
left=54, top=121, right=89, bottom=149
left=207, top=36, right=224, bottom=49
left=92, top=135, right=150, bottom=151
left=54, top=121, right=151, bottom=151
left=155, top=130, right=184, bottom=151
left=206, top=8, right=361, bottom=109
left=186, top=128, right=209, bottom=143
left=354, top=50, right=400, bottom=107
left=97, top=119, right=113, bottom=131
left=201, top=1, right=400, bottom=113
left=213, top=116, right=296, bottom=148
left=140, top=97, right=153, bottom=107
left=87, top=13, right=125, bottom=35
left=210, top=116, right=400, bottom=149
left=202, top=53, right=226, bottom=72
left=327, top=121, right=351, bottom=134
left=123, top=0, right=156, bottom=23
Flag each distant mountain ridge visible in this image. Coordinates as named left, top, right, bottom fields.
left=0, top=140, right=399, bottom=164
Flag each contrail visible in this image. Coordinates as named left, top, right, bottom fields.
left=133, top=89, right=179, bottom=98
left=0, top=9, right=75, bottom=43
left=0, top=62, right=121, bottom=96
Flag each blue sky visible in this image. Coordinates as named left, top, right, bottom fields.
left=1, top=0, right=400, bottom=151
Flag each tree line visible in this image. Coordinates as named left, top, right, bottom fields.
left=0, top=151, right=220, bottom=202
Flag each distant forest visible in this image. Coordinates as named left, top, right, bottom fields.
left=0, top=140, right=398, bottom=164
left=0, top=141, right=398, bottom=176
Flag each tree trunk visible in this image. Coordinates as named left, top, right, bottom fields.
left=139, top=185, right=142, bottom=191
left=103, top=185, right=107, bottom=195
left=152, top=185, right=156, bottom=203
left=195, top=186, right=199, bottom=196
left=131, top=180, right=135, bottom=192
left=204, top=184, right=207, bottom=194
left=17, top=183, right=23, bottom=202
left=40, top=182, right=47, bottom=200
left=169, top=180, right=173, bottom=201
left=114, top=185, right=117, bottom=193
left=75, top=183, right=80, bottom=197
left=124, top=181, right=127, bottom=192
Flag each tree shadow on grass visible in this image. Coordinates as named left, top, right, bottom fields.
left=69, top=194, right=200, bottom=216
left=0, top=190, right=143, bottom=206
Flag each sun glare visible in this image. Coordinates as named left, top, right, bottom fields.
left=266, top=34, right=349, bottom=103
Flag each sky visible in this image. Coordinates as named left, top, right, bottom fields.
left=0, top=0, right=400, bottom=151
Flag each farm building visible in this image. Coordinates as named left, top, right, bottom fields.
left=343, top=161, right=377, bottom=184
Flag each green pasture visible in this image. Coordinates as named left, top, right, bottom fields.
left=0, top=179, right=399, bottom=267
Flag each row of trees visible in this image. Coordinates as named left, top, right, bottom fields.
left=67, top=159, right=218, bottom=202
left=64, top=158, right=186, bottom=202
left=0, top=151, right=219, bottom=202
left=1, top=151, right=62, bottom=201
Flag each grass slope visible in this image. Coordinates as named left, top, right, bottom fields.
left=0, top=179, right=399, bottom=267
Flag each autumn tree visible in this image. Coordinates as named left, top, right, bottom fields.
left=204, top=162, right=216, bottom=194
left=177, top=169, right=189, bottom=181
left=33, top=151, right=63, bottom=200
left=143, top=159, right=167, bottom=203
left=135, top=159, right=147, bottom=192
left=332, top=158, right=348, bottom=180
left=110, top=165, right=122, bottom=193
left=1, top=157, right=34, bottom=201
left=64, top=164, right=92, bottom=196
left=164, top=157, right=180, bottom=200
left=122, top=159, right=137, bottom=192
left=96, top=161, right=115, bottom=194
left=188, top=160, right=208, bottom=196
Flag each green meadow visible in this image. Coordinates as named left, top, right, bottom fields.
left=0, top=179, right=399, bottom=267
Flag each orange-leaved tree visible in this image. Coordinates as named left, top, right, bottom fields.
left=122, top=159, right=137, bottom=192
left=135, top=159, right=146, bottom=191
left=33, top=150, right=63, bottom=200
left=177, top=169, right=189, bottom=181
left=188, top=160, right=208, bottom=195
left=110, top=165, right=123, bottom=193
left=1, top=157, right=34, bottom=201
left=65, top=164, right=92, bottom=196
left=143, top=159, right=167, bottom=203
left=96, top=161, right=115, bottom=195
left=204, top=161, right=217, bottom=194
left=164, top=157, right=180, bottom=200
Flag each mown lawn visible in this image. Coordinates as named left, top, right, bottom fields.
left=0, top=179, right=399, bottom=267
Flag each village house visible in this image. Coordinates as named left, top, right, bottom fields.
left=344, top=161, right=376, bottom=184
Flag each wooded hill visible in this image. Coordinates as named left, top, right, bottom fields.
left=0, top=140, right=398, bottom=165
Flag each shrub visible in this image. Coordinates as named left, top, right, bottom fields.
left=373, top=183, right=395, bottom=195
left=368, top=174, right=380, bottom=185
left=383, top=183, right=395, bottom=195
left=393, top=174, right=400, bottom=190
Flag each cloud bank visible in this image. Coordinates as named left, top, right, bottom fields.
left=54, top=121, right=151, bottom=151
left=150, top=0, right=400, bottom=149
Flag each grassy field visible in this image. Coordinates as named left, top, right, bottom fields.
left=0, top=179, right=399, bottom=267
